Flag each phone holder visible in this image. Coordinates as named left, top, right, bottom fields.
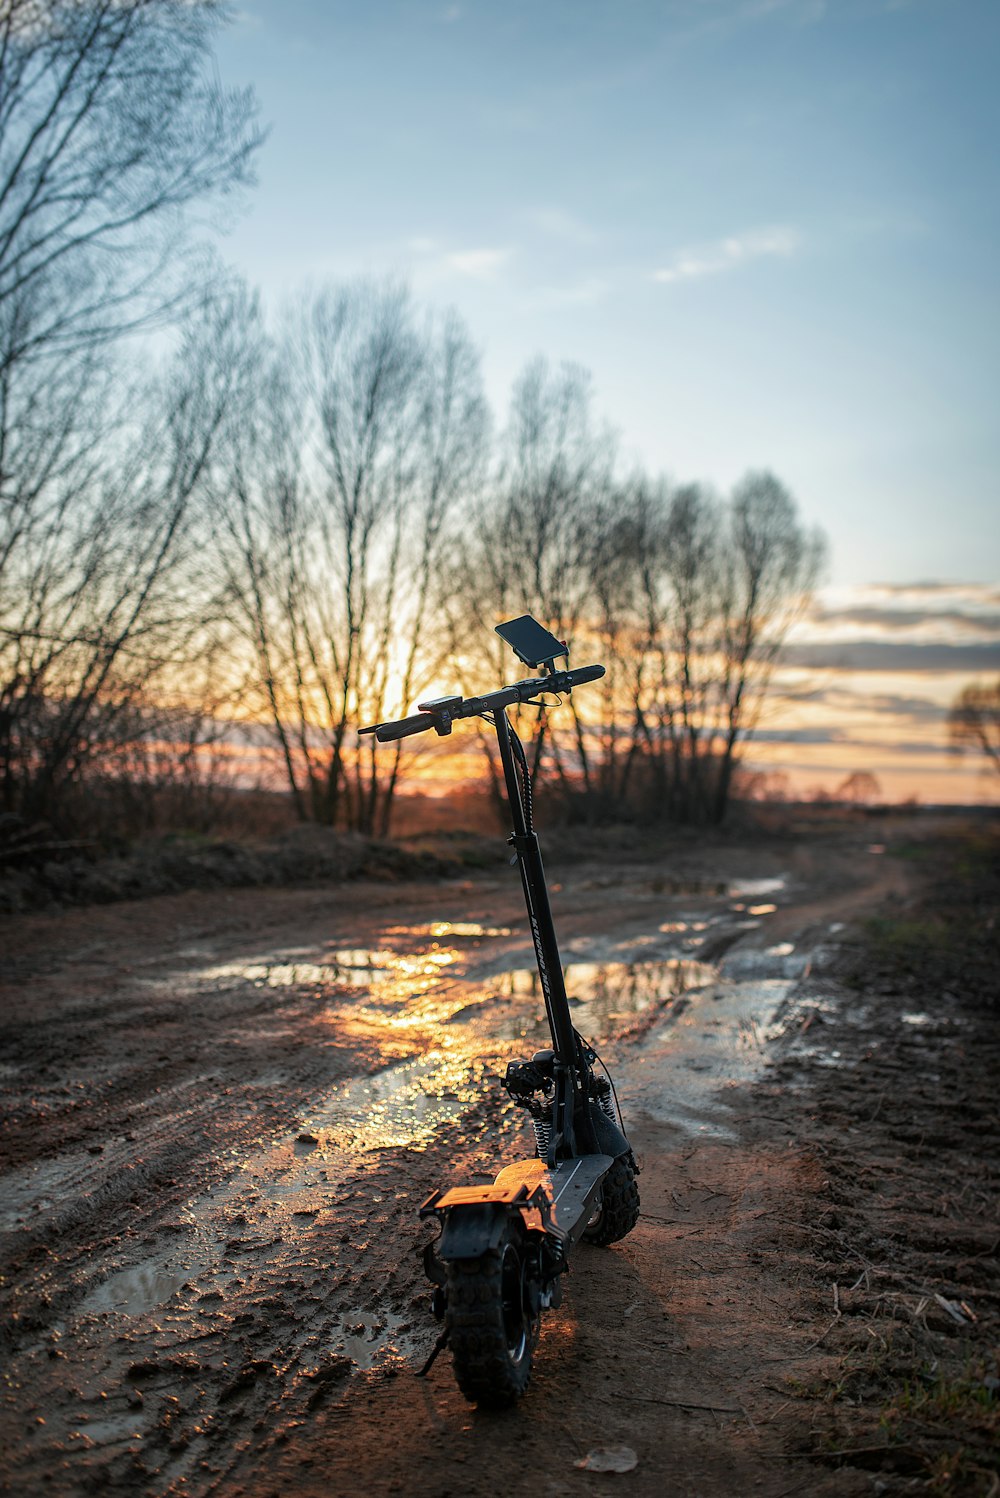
left=495, top=615, right=569, bottom=673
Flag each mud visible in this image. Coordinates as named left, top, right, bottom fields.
left=0, top=814, right=996, bottom=1496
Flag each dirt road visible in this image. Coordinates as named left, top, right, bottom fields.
left=1, top=816, right=995, bottom=1496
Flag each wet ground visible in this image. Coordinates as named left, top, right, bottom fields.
left=0, top=816, right=995, bottom=1496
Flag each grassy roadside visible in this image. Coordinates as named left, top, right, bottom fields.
left=760, top=820, right=999, bottom=1494
left=0, top=823, right=507, bottom=913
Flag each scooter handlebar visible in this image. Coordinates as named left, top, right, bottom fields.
left=373, top=712, right=436, bottom=742
left=558, top=664, right=605, bottom=690
left=360, top=662, right=605, bottom=741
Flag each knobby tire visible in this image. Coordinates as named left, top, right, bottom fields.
left=582, top=1152, right=640, bottom=1246
left=445, top=1237, right=539, bottom=1407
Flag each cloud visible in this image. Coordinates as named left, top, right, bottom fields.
left=795, top=582, right=1000, bottom=649
left=779, top=642, right=1000, bottom=672
left=752, top=726, right=850, bottom=745
left=653, top=226, right=800, bottom=285
left=444, top=247, right=512, bottom=279
left=777, top=684, right=948, bottom=723
left=814, top=607, right=1000, bottom=632
left=861, top=582, right=1000, bottom=613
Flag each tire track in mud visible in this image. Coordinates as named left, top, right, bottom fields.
left=0, top=838, right=885, bottom=1496
left=1, top=897, right=553, bottom=1493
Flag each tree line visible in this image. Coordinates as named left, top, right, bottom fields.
left=0, top=0, right=828, bottom=846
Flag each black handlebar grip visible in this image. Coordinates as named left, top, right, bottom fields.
left=565, top=664, right=605, bottom=687
left=375, top=712, right=436, bottom=742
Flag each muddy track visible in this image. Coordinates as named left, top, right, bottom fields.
left=0, top=822, right=923, bottom=1496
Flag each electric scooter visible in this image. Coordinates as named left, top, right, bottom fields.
left=361, top=615, right=640, bottom=1406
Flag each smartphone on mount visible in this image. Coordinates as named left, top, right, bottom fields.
left=494, top=615, right=568, bottom=671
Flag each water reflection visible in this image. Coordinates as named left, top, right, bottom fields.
left=200, top=946, right=457, bottom=994
left=728, top=876, right=787, bottom=898
left=486, top=957, right=716, bottom=1038
left=382, top=921, right=512, bottom=940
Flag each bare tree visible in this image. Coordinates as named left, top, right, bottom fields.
left=710, top=471, right=826, bottom=820
left=448, top=356, right=824, bottom=830
left=949, top=678, right=1000, bottom=777
left=618, top=472, right=823, bottom=826
left=372, top=310, right=488, bottom=833
left=0, top=288, right=256, bottom=822
left=448, top=357, right=614, bottom=810
left=0, top=0, right=261, bottom=830
left=208, top=283, right=488, bottom=835
left=836, top=770, right=881, bottom=805
left=0, top=0, right=261, bottom=376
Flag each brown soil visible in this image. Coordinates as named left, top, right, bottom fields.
left=0, top=811, right=996, bottom=1497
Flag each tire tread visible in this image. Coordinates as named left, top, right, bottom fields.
left=582, top=1152, right=640, bottom=1246
left=446, top=1247, right=534, bottom=1407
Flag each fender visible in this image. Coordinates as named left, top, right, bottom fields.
left=419, top=1177, right=552, bottom=1261
left=582, top=1101, right=631, bottom=1161
left=437, top=1202, right=511, bottom=1260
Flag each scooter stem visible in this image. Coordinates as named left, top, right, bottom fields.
left=494, top=707, right=585, bottom=1158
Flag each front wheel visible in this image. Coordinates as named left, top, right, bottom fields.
left=445, top=1229, right=540, bottom=1407
left=583, top=1152, right=640, bottom=1246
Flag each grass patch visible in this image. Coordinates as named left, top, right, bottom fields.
left=849, top=823, right=999, bottom=1006
left=877, top=1365, right=1000, bottom=1496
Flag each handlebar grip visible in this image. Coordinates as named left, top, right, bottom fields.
left=564, top=664, right=605, bottom=688
left=375, top=712, right=436, bottom=742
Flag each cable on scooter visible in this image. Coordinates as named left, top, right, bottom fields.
left=575, top=1028, right=626, bottom=1134
left=508, top=722, right=534, bottom=834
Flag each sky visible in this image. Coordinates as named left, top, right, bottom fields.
left=212, top=0, right=999, bottom=802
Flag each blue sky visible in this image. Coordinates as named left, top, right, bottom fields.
left=215, top=0, right=998, bottom=588
left=212, top=1, right=999, bottom=798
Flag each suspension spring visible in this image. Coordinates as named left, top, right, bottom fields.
left=531, top=1116, right=552, bottom=1160
left=592, top=1075, right=617, bottom=1123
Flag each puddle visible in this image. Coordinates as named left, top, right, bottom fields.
left=719, top=945, right=809, bottom=980
left=298, top=1052, right=478, bottom=1155
left=199, top=959, right=353, bottom=988
left=728, top=876, right=787, bottom=898
left=86, top=1262, right=209, bottom=1316
left=383, top=921, right=513, bottom=940
left=71, top=899, right=811, bottom=1321
left=628, top=975, right=798, bottom=1139
left=197, top=950, right=446, bottom=990
left=92, top=945, right=736, bottom=1315
left=484, top=957, right=716, bottom=1040
left=333, top=1310, right=410, bottom=1369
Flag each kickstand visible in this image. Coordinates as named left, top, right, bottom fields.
left=416, top=1327, right=450, bottom=1378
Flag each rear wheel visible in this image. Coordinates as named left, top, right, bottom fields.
left=445, top=1229, right=540, bottom=1407
left=583, top=1152, right=640, bottom=1246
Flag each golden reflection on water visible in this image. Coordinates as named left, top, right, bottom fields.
left=492, top=957, right=715, bottom=1006
left=199, top=936, right=727, bottom=1077
left=299, top=1048, right=488, bottom=1153
left=381, top=920, right=514, bottom=941
left=428, top=921, right=513, bottom=939
left=201, top=946, right=457, bottom=993
left=201, top=960, right=342, bottom=987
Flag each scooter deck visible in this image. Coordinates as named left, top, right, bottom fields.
left=430, top=1153, right=613, bottom=1247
